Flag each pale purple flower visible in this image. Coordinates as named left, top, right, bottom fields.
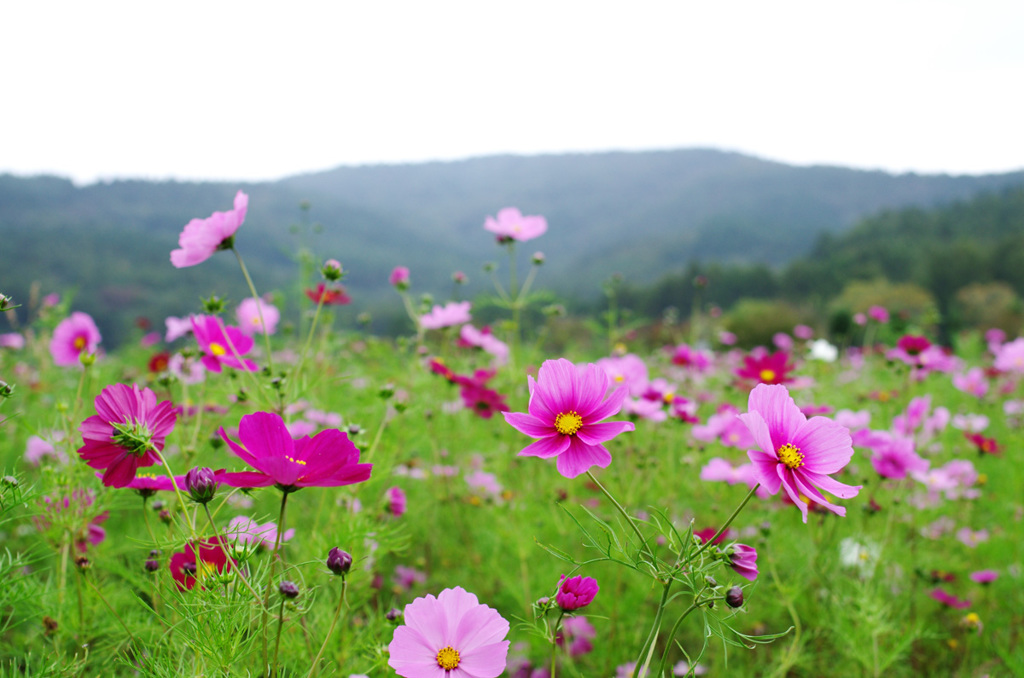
left=994, top=337, right=1024, bottom=373
left=0, top=333, right=25, bottom=349
left=484, top=207, right=547, bottom=242
left=623, top=397, right=668, bottom=422
left=466, top=470, right=503, bottom=498
left=168, top=352, right=206, bottom=384
left=773, top=332, right=794, bottom=351
left=953, top=368, right=989, bottom=398
left=870, top=437, right=929, bottom=479
left=226, top=516, right=295, bottom=549
left=793, top=324, right=814, bottom=340
left=235, top=297, right=280, bottom=337
left=738, top=384, right=861, bottom=522
left=727, top=543, right=758, bottom=581
left=420, top=301, right=472, bottom=330
left=868, top=305, right=890, bottom=323
left=596, top=354, right=649, bottom=397
left=392, top=565, right=427, bottom=591
left=503, top=358, right=635, bottom=478
left=170, top=190, right=248, bottom=268
left=834, top=409, right=871, bottom=431
left=388, top=586, right=510, bottom=678
left=951, top=414, right=989, bottom=433
left=165, top=316, right=193, bottom=342
left=50, top=312, right=102, bottom=366
left=956, top=527, right=989, bottom=548
left=25, top=432, right=68, bottom=465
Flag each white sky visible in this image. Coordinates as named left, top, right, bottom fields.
left=2, top=0, right=1022, bottom=185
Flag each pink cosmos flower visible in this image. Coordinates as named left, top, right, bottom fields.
left=305, top=283, right=352, bottom=305
left=466, top=470, right=503, bottom=498
left=78, top=383, right=177, bottom=488
left=170, top=190, right=248, bottom=268
left=868, top=306, right=890, bottom=323
left=165, top=316, right=193, bottom=342
left=969, top=569, right=998, bottom=584
left=667, top=343, right=712, bottom=372
left=502, top=358, right=635, bottom=478
left=719, top=331, right=737, bottom=345
left=387, top=486, right=407, bottom=516
left=219, top=411, right=372, bottom=492
left=191, top=315, right=258, bottom=372
left=793, top=324, right=814, bottom=340
left=735, top=351, right=795, bottom=386
left=0, top=333, right=25, bottom=349
left=390, top=266, right=411, bottom=288
left=50, top=312, right=102, bottom=366
left=225, top=516, right=294, bottom=549
left=556, top=575, right=599, bottom=611
left=484, top=207, right=547, bottom=243
left=420, top=301, right=472, bottom=330
left=956, top=527, right=989, bottom=548
left=929, top=588, right=971, bottom=610
left=235, top=297, right=280, bottom=337
left=393, top=565, right=427, bottom=591
left=952, top=367, right=989, bottom=398
left=388, top=586, right=510, bottom=678
left=773, top=332, right=794, bottom=351
left=596, top=354, right=649, bottom=397
left=727, top=544, right=758, bottom=581
left=993, top=337, right=1024, bottom=373
left=738, top=383, right=861, bottom=522
left=556, top=616, right=596, bottom=657
left=870, top=437, right=929, bottom=480
left=25, top=433, right=68, bottom=465
left=459, top=324, right=510, bottom=366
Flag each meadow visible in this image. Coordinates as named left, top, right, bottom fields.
left=0, top=195, right=1020, bottom=678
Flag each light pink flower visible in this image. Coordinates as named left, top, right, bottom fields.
left=793, top=324, right=814, bottom=340
left=389, top=586, right=510, bottom=678
left=596, top=354, right=649, bottom=397
left=170, top=190, right=248, bottom=268
left=164, top=316, right=193, bottom=342
left=389, top=266, right=411, bottom=288
left=420, top=301, right=472, bottom=330
left=956, top=527, right=989, bottom=548
left=502, top=358, right=635, bottom=478
left=994, top=337, right=1024, bottom=373
left=952, top=367, right=989, bottom=398
left=387, top=486, right=407, bottom=516
left=0, top=333, right=25, bottom=349
left=738, top=384, right=861, bottom=522
left=459, top=324, right=510, bottom=366
left=226, top=516, right=295, bottom=549
left=50, top=312, right=102, bottom=366
left=25, top=432, right=68, bottom=465
left=235, top=297, right=280, bottom=337
left=868, top=305, right=890, bottom=323
left=484, top=207, right=547, bottom=242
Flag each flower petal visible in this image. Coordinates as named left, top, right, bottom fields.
left=791, top=417, right=855, bottom=474
left=575, top=420, right=635, bottom=446
left=747, top=384, right=806, bottom=451
left=555, top=438, right=612, bottom=478
left=518, top=435, right=570, bottom=459
left=502, top=411, right=553, bottom=438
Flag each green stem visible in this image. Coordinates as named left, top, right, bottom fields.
left=156, top=451, right=197, bottom=539
left=632, top=581, right=673, bottom=678
left=290, top=291, right=326, bottom=405
left=550, top=610, right=565, bottom=678
left=233, top=246, right=275, bottom=376
left=82, top=572, right=140, bottom=649
left=202, top=503, right=261, bottom=600
left=364, top=410, right=389, bottom=463
left=657, top=597, right=721, bottom=674
left=691, top=484, right=759, bottom=562
left=262, top=490, right=291, bottom=671
left=272, top=596, right=287, bottom=677
left=306, top=578, right=347, bottom=678
left=586, top=470, right=654, bottom=568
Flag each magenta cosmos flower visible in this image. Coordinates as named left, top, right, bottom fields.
left=219, top=411, right=372, bottom=492
left=484, top=207, right=547, bottom=243
left=502, top=358, right=635, bottom=478
left=738, top=384, right=861, bottom=522
left=78, top=383, right=177, bottom=488
left=51, top=312, right=102, bottom=366
left=191, top=315, right=258, bottom=372
left=556, top=575, right=599, bottom=611
left=388, top=586, right=510, bottom=678
left=170, top=190, right=248, bottom=268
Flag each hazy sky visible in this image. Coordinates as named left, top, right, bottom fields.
left=3, top=1, right=1022, bottom=184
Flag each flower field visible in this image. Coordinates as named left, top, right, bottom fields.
left=0, top=194, right=1021, bottom=677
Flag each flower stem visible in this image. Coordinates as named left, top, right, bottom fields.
left=262, top=490, right=291, bottom=671
left=272, top=596, right=287, bottom=677
left=202, top=503, right=261, bottom=600
left=156, top=451, right=196, bottom=539
left=632, top=580, right=673, bottom=678
left=233, top=247, right=275, bottom=376
left=290, top=289, right=326, bottom=404
left=586, top=470, right=653, bottom=567
left=305, top=578, right=347, bottom=678
left=549, top=610, right=565, bottom=678
left=691, top=483, right=759, bottom=561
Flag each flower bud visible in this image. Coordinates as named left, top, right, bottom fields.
left=79, top=351, right=97, bottom=367
left=531, top=251, right=545, bottom=266
left=1, top=475, right=18, bottom=488
left=452, top=271, right=467, bottom=284
left=159, top=509, right=172, bottom=525
left=556, top=575, right=599, bottom=611
left=0, top=293, right=13, bottom=311
left=279, top=580, right=300, bottom=599
left=322, top=259, right=344, bottom=281
left=201, top=295, right=226, bottom=314
left=386, top=607, right=403, bottom=622
left=144, top=559, right=160, bottom=573
left=0, top=381, right=14, bottom=399
left=185, top=467, right=217, bottom=505
left=327, top=548, right=353, bottom=576
left=726, top=586, right=744, bottom=608
left=74, top=556, right=91, bottom=571
left=389, top=266, right=411, bottom=290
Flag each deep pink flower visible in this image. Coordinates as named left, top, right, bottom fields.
left=484, top=207, right=547, bottom=243
left=869, top=437, right=929, bottom=479
left=867, top=306, right=890, bottom=323
left=667, top=343, right=712, bottom=372
left=219, top=411, right=372, bottom=492
left=556, top=616, right=596, bottom=657
left=305, top=283, right=351, bottom=305
left=235, top=297, right=280, bottom=337
left=390, top=266, right=411, bottom=288
left=502, top=358, right=635, bottom=478
left=170, top=190, right=248, bottom=268
left=556, top=575, right=599, bottom=611
left=420, top=301, right=472, bottom=330
left=735, top=351, right=795, bottom=386
left=387, top=486, right=407, bottom=516
left=964, top=432, right=1001, bottom=456
left=969, top=569, right=998, bottom=584
left=929, top=588, right=971, bottom=609
left=169, top=537, right=235, bottom=590
left=78, top=383, right=177, bottom=488
left=738, top=384, right=861, bottom=522
left=191, top=315, right=258, bottom=372
left=727, top=544, right=758, bottom=581
left=120, top=472, right=186, bottom=497
left=693, top=526, right=733, bottom=545
left=50, top=312, right=102, bottom=366
left=388, top=586, right=510, bottom=678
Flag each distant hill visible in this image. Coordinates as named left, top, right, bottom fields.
left=2, top=149, right=1022, bottom=346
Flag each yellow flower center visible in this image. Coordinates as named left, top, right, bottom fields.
left=197, top=559, right=218, bottom=581
left=777, top=443, right=804, bottom=469
left=554, top=411, right=583, bottom=436
left=436, top=646, right=460, bottom=670
left=73, top=336, right=87, bottom=350
left=285, top=455, right=307, bottom=466
left=759, top=369, right=776, bottom=382
left=663, top=392, right=675, bottom=403
left=209, top=342, right=227, bottom=356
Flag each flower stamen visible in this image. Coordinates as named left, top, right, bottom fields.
left=208, top=342, right=227, bottom=356
left=777, top=443, right=804, bottom=469
left=436, top=645, right=460, bottom=670
left=759, top=369, right=776, bottom=383
left=554, top=411, right=583, bottom=436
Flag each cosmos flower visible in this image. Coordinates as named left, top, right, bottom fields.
left=165, top=315, right=193, bottom=342
left=726, top=544, right=758, bottom=581
left=386, top=486, right=407, bottom=517
left=929, top=588, right=971, bottom=610
left=169, top=537, right=235, bottom=590
left=869, top=436, right=929, bottom=480
left=225, top=516, right=295, bottom=550
left=735, top=351, right=795, bottom=386
left=305, top=283, right=352, bottom=305
left=992, top=337, right=1024, bottom=373
left=420, top=301, right=472, bottom=330
left=388, top=586, right=510, bottom=678
left=170, top=190, right=248, bottom=268
left=191, top=315, right=258, bottom=373
left=667, top=343, right=712, bottom=372
left=738, top=383, right=861, bottom=522
left=502, top=358, right=635, bottom=478
left=235, top=297, right=280, bottom=336
left=556, top=574, right=599, bottom=611
left=219, top=411, right=372, bottom=492
left=952, top=367, right=989, bottom=398
left=390, top=266, right=411, bottom=288
left=78, top=383, right=177, bottom=488
left=50, top=312, right=102, bottom=366
left=484, top=207, right=547, bottom=243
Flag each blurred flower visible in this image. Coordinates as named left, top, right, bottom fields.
left=459, top=324, right=509, bottom=366
left=25, top=432, right=68, bottom=466
left=808, top=339, right=838, bottom=363
left=929, top=587, right=970, bottom=609
left=78, top=383, right=177, bottom=488
left=667, top=343, right=712, bottom=373
left=393, top=565, right=427, bottom=591
left=956, top=527, right=989, bottom=548
left=556, top=575, right=599, bottom=611
left=50, top=312, right=101, bottom=366
left=420, top=301, right=472, bottom=330
left=484, top=207, right=547, bottom=243
left=147, top=351, right=171, bottom=373
left=219, top=412, right=372, bottom=492
left=170, top=190, right=247, bottom=267
left=736, top=351, right=795, bottom=385
left=993, top=337, right=1024, bottom=373
left=738, top=383, right=861, bottom=523
left=305, top=283, right=351, bottom=305
left=870, top=436, right=929, bottom=480
left=964, top=432, right=1001, bottom=456
left=952, top=367, right=989, bottom=398
left=0, top=333, right=25, bottom=349
left=839, top=537, right=880, bottom=577
left=867, top=306, right=890, bottom=323
left=235, top=297, right=280, bottom=336
left=386, top=486, right=407, bottom=516
left=727, top=543, right=758, bottom=581
left=793, top=324, right=814, bottom=340
left=389, top=266, right=411, bottom=289
left=191, top=315, right=258, bottom=372
left=555, top=616, right=595, bottom=657
left=969, top=569, right=998, bottom=584
left=388, top=586, right=510, bottom=678
left=168, top=352, right=206, bottom=384
left=596, top=354, right=649, bottom=397
left=164, top=316, right=193, bottom=342
left=503, top=358, right=635, bottom=478
left=226, top=516, right=294, bottom=550
left=169, top=537, right=234, bottom=590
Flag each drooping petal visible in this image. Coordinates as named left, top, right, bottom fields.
left=101, top=453, right=139, bottom=488
left=747, top=450, right=783, bottom=495
left=777, top=466, right=809, bottom=523
left=518, top=435, right=570, bottom=459
left=502, top=411, right=553, bottom=438
left=747, top=384, right=806, bottom=451
left=790, top=471, right=847, bottom=518
left=800, top=469, right=862, bottom=499
left=737, top=410, right=775, bottom=459
left=555, top=438, right=612, bottom=478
